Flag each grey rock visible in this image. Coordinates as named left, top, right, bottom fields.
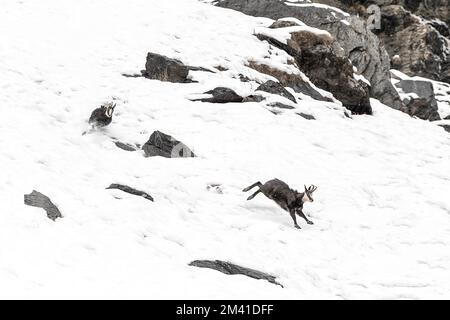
left=189, top=260, right=283, bottom=287
left=216, top=0, right=403, bottom=110
left=242, top=94, right=266, bottom=103
left=142, top=52, right=189, bottom=83
left=106, top=184, right=154, bottom=202
left=256, top=80, right=296, bottom=103
left=142, top=131, right=195, bottom=158
left=115, top=141, right=138, bottom=152
left=395, top=79, right=441, bottom=120
left=439, top=124, right=450, bottom=132
left=268, top=102, right=295, bottom=109
left=193, top=87, right=244, bottom=103
left=24, top=190, right=62, bottom=221
left=297, top=112, right=316, bottom=120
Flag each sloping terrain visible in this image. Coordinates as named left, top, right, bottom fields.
left=1, top=0, right=450, bottom=299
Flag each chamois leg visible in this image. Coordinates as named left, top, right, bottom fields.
left=242, top=181, right=262, bottom=192
left=289, top=209, right=301, bottom=229
left=297, top=209, right=314, bottom=225
left=247, top=190, right=261, bottom=200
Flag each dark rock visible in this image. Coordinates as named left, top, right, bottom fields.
left=142, top=52, right=189, bottom=83
left=439, top=124, right=450, bottom=132
left=216, top=0, right=403, bottom=110
left=248, top=61, right=331, bottom=102
left=445, top=115, right=450, bottom=120
left=115, top=141, right=138, bottom=152
left=268, top=102, right=295, bottom=109
left=395, top=79, right=441, bottom=120
left=142, top=131, right=195, bottom=158
left=242, top=94, right=266, bottom=103
left=189, top=260, right=283, bottom=287
left=193, top=87, right=244, bottom=103
left=24, top=190, right=62, bottom=221
left=256, top=80, right=296, bottom=103
left=106, top=184, right=154, bottom=202
left=256, top=30, right=372, bottom=114
left=297, top=113, right=316, bottom=120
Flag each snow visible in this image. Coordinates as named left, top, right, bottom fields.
left=1, top=0, right=450, bottom=299
left=284, top=1, right=350, bottom=17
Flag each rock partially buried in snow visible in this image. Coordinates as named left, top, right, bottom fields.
left=142, top=130, right=196, bottom=158
left=256, top=80, right=296, bottom=103
left=395, top=79, right=441, bottom=121
left=297, top=112, right=316, bottom=120
left=189, top=260, right=282, bottom=287
left=439, top=124, right=450, bottom=133
left=142, top=52, right=189, bottom=83
left=24, top=190, right=62, bottom=221
left=115, top=141, right=138, bottom=152
left=106, top=184, right=154, bottom=202
left=192, top=87, right=244, bottom=103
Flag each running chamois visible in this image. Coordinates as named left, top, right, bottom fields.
left=243, top=179, right=317, bottom=229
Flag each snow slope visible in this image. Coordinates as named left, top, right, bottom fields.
left=1, top=0, right=450, bottom=299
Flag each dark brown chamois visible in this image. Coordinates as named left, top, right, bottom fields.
left=243, top=179, right=317, bottom=229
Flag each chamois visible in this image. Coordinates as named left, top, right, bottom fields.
left=88, top=102, right=116, bottom=128
left=243, top=179, right=317, bottom=229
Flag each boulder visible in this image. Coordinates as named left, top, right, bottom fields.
left=189, top=260, right=282, bottom=287
left=142, top=52, right=189, bottom=83
left=440, top=124, right=450, bottom=132
left=256, top=28, right=372, bottom=114
left=297, top=112, right=316, bottom=120
left=24, top=190, right=62, bottom=221
left=106, top=184, right=154, bottom=202
left=256, top=80, right=296, bottom=103
left=216, top=0, right=403, bottom=110
left=142, top=131, right=195, bottom=158
left=395, top=79, right=441, bottom=120
left=193, top=87, right=244, bottom=103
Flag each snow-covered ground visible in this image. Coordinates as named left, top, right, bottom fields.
left=1, top=0, right=450, bottom=299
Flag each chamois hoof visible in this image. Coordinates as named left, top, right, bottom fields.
left=307, top=221, right=314, bottom=225
left=295, top=225, right=301, bottom=229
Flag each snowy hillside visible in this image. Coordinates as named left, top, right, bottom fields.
left=1, top=0, right=450, bottom=299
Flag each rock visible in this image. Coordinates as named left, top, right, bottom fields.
left=142, top=52, right=189, bottom=83
left=115, top=141, right=138, bottom=152
left=142, top=130, right=195, bottom=158
left=268, top=102, right=295, bottom=110
left=256, top=80, right=296, bottom=103
left=445, top=115, right=450, bottom=120
left=193, top=87, right=244, bottom=103
left=242, top=94, right=266, bottom=103
left=376, top=5, right=450, bottom=83
left=106, top=184, right=154, bottom=202
left=216, top=0, right=403, bottom=110
left=297, top=112, right=316, bottom=120
left=256, top=29, right=372, bottom=114
left=189, top=260, right=283, bottom=287
left=439, top=124, right=450, bottom=132
left=248, top=61, right=331, bottom=102
left=395, top=79, right=441, bottom=120
left=24, top=190, right=62, bottom=221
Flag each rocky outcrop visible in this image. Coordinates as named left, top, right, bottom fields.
left=256, top=27, right=372, bottom=114
left=256, top=80, right=296, bottom=103
left=142, top=52, right=190, bottom=83
left=24, top=190, right=62, bottom=221
left=247, top=61, right=331, bottom=102
left=189, top=260, right=283, bottom=287
left=106, top=184, right=154, bottom=202
left=216, top=0, right=403, bottom=110
left=142, top=131, right=196, bottom=158
left=376, top=5, right=450, bottom=83
left=192, top=87, right=244, bottom=103
left=395, top=79, right=441, bottom=120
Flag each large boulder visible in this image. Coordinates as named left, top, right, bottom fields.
left=256, top=26, right=372, bottom=114
left=376, top=5, right=450, bottom=83
left=142, top=131, right=195, bottom=158
left=395, top=79, right=441, bottom=120
left=216, top=0, right=403, bottom=110
left=142, top=52, right=190, bottom=83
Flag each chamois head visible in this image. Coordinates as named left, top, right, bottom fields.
left=102, top=102, right=116, bottom=118
left=302, top=185, right=318, bottom=203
